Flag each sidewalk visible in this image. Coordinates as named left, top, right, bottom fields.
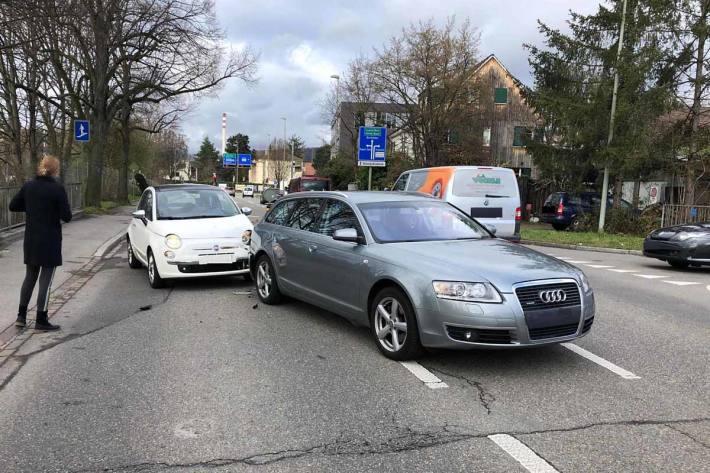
left=0, top=207, right=132, bottom=332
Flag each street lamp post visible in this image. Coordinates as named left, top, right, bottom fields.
left=280, top=117, right=286, bottom=189
left=330, top=74, right=340, bottom=156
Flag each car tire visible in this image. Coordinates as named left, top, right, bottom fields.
left=369, top=287, right=423, bottom=361
left=255, top=255, right=282, bottom=304
left=552, top=223, right=568, bottom=231
left=147, top=250, right=166, bottom=289
left=668, top=260, right=690, bottom=269
left=127, top=237, right=142, bottom=269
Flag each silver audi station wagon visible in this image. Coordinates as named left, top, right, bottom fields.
left=249, top=192, right=595, bottom=360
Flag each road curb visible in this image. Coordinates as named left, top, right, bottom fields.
left=93, top=230, right=126, bottom=258
left=520, top=239, right=643, bottom=256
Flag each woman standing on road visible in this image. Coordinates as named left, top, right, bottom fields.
left=8, top=155, right=72, bottom=331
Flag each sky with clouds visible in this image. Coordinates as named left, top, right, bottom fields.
left=182, top=0, right=602, bottom=154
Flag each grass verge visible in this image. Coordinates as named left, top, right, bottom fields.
left=83, top=201, right=121, bottom=215
left=521, top=224, right=644, bottom=251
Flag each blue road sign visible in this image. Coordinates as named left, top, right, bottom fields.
left=74, top=120, right=90, bottom=142
left=357, top=126, right=387, bottom=167
left=690, top=207, right=698, bottom=218
left=237, top=153, right=252, bottom=167
left=223, top=153, right=237, bottom=166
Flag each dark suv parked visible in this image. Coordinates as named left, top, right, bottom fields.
left=541, top=192, right=632, bottom=231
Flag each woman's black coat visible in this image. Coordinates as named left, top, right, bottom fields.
left=9, top=176, right=72, bottom=267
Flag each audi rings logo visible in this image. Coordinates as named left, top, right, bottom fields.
left=538, top=289, right=567, bottom=303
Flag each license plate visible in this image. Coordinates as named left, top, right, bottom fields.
left=199, top=254, right=233, bottom=265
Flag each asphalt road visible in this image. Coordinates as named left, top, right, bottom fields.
left=0, top=208, right=707, bottom=472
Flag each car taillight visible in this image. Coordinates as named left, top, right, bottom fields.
left=557, top=202, right=564, bottom=215
left=515, top=207, right=521, bottom=221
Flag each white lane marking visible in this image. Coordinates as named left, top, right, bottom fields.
left=633, top=274, right=667, bottom=279
left=564, top=260, right=591, bottom=264
left=488, top=434, right=559, bottom=473
left=399, top=361, right=448, bottom=389
left=607, top=269, right=638, bottom=273
left=663, top=280, right=700, bottom=286
left=707, top=285, right=710, bottom=292
left=562, top=343, right=641, bottom=380
left=585, top=264, right=614, bottom=269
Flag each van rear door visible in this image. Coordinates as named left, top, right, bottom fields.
left=448, top=168, right=520, bottom=239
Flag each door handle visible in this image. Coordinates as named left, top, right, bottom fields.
left=308, top=244, right=318, bottom=253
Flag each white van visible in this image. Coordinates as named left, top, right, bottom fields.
left=392, top=166, right=521, bottom=240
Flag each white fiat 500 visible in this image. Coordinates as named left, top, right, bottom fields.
left=127, top=184, right=254, bottom=288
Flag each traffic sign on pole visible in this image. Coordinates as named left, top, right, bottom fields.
left=74, top=120, right=90, bottom=142
left=223, top=153, right=237, bottom=166
left=237, top=154, right=252, bottom=167
left=357, top=126, right=387, bottom=167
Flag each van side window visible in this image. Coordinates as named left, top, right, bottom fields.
left=406, top=171, right=427, bottom=192
left=393, top=173, right=409, bottom=191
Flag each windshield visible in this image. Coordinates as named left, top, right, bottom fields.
left=302, top=180, right=328, bottom=191
left=156, top=188, right=239, bottom=220
left=358, top=201, right=491, bottom=243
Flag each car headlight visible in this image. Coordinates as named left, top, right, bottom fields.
left=578, top=271, right=591, bottom=293
left=241, top=230, right=252, bottom=244
left=432, top=281, right=502, bottom=303
left=672, top=232, right=702, bottom=241
left=165, top=234, right=182, bottom=249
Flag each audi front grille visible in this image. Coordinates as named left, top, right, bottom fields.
left=515, top=282, right=581, bottom=311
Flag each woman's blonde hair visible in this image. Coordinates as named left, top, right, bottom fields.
left=37, top=155, right=60, bottom=177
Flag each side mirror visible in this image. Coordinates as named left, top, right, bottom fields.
left=241, top=207, right=253, bottom=216
left=132, top=209, right=146, bottom=219
left=485, top=224, right=497, bottom=235
left=333, top=228, right=362, bottom=244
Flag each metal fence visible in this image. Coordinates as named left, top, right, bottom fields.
left=0, top=182, right=83, bottom=232
left=661, top=204, right=710, bottom=227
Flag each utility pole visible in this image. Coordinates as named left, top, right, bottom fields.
left=598, top=0, right=628, bottom=233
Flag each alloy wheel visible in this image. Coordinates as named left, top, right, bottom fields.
left=257, top=260, right=271, bottom=299
left=374, top=296, right=408, bottom=352
left=148, top=255, right=155, bottom=284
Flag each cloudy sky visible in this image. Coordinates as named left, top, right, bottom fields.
left=182, top=0, right=601, bottom=154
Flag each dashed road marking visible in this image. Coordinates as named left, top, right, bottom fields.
left=488, top=434, right=559, bottom=473
left=607, top=269, right=638, bottom=273
left=707, top=285, right=710, bottom=292
left=633, top=274, right=667, bottom=279
left=585, top=264, right=614, bottom=269
left=562, top=343, right=641, bottom=380
left=399, top=361, right=448, bottom=389
left=663, top=280, right=700, bottom=286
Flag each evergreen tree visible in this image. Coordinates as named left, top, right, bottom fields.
left=524, top=0, right=676, bottom=203
left=195, top=137, right=219, bottom=182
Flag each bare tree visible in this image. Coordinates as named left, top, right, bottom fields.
left=3, top=0, right=257, bottom=206
left=371, top=18, right=482, bottom=166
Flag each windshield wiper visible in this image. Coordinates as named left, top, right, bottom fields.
left=485, top=194, right=510, bottom=198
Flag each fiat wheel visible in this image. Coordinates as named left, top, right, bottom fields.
left=147, top=251, right=165, bottom=289
left=127, top=237, right=142, bottom=269
left=370, top=287, right=422, bottom=360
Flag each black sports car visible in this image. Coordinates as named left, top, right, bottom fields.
left=643, top=222, right=710, bottom=268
